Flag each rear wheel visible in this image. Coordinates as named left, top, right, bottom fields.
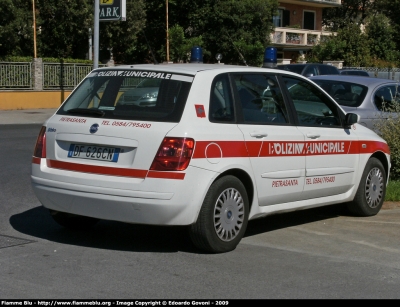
left=49, top=210, right=99, bottom=230
left=347, top=158, right=386, bottom=216
left=189, top=175, right=249, bottom=253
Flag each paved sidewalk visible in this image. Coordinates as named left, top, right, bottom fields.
left=0, top=108, right=57, bottom=125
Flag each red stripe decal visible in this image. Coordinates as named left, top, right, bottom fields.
left=32, top=157, right=41, bottom=164
left=193, top=140, right=389, bottom=158
left=360, top=140, right=390, bottom=155
left=46, top=159, right=147, bottom=178
left=261, top=141, right=354, bottom=157
left=245, top=141, right=263, bottom=157
left=193, top=141, right=248, bottom=158
left=147, top=171, right=185, bottom=180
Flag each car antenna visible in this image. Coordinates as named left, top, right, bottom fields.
left=225, top=31, right=247, bottom=66
left=142, top=30, right=158, bottom=64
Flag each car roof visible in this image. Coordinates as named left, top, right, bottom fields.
left=309, top=75, right=399, bottom=86
left=94, top=63, right=295, bottom=76
left=340, top=69, right=367, bottom=72
left=339, top=69, right=370, bottom=75
left=277, top=63, right=337, bottom=68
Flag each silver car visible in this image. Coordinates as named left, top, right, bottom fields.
left=309, top=75, right=400, bottom=130
left=277, top=63, right=340, bottom=77
left=117, top=78, right=161, bottom=107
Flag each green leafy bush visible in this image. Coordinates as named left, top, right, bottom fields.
left=1, top=56, right=33, bottom=62
left=42, top=58, right=93, bottom=64
left=385, top=180, right=400, bottom=201
left=0, top=56, right=93, bottom=64
left=374, top=85, right=400, bottom=180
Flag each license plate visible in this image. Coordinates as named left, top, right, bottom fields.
left=68, top=144, right=120, bottom=162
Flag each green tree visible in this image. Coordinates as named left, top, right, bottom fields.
left=322, top=0, right=375, bottom=31
left=135, top=0, right=210, bottom=64
left=135, top=0, right=278, bottom=66
left=36, top=0, right=93, bottom=59
left=316, top=0, right=400, bottom=67
left=164, top=25, right=204, bottom=63
left=373, top=0, right=400, bottom=63
left=365, top=13, right=399, bottom=66
left=308, top=23, right=371, bottom=67
left=99, top=0, right=146, bottom=64
left=201, top=0, right=278, bottom=66
left=0, top=0, right=33, bottom=58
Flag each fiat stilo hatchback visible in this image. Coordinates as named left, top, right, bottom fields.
left=31, top=60, right=391, bottom=253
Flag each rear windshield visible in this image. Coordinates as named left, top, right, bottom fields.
left=312, top=79, right=368, bottom=107
left=57, top=69, right=193, bottom=122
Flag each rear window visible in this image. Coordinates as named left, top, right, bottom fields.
left=319, top=65, right=339, bottom=75
left=57, top=69, right=193, bottom=122
left=312, top=79, right=368, bottom=107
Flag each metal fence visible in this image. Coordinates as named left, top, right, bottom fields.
left=1, top=62, right=399, bottom=90
left=43, top=63, right=94, bottom=89
left=0, top=62, right=32, bottom=89
left=343, top=67, right=400, bottom=81
left=0, top=61, right=105, bottom=90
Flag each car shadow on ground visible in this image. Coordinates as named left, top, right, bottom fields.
left=9, top=204, right=348, bottom=254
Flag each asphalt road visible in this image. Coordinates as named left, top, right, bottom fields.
left=0, top=120, right=400, bottom=299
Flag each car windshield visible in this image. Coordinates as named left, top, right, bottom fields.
left=57, top=69, right=192, bottom=122
left=312, top=79, right=368, bottom=107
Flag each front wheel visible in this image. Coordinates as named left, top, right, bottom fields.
left=347, top=158, right=386, bottom=216
left=49, top=210, right=99, bottom=230
left=189, top=175, right=249, bottom=253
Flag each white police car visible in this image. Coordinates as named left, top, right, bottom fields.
left=31, top=48, right=390, bottom=253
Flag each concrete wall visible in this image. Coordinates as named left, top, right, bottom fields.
left=0, top=91, right=72, bottom=110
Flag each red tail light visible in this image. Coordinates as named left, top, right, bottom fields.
left=150, top=137, right=195, bottom=171
left=33, top=126, right=47, bottom=158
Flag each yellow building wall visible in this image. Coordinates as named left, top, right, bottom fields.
left=0, top=91, right=72, bottom=110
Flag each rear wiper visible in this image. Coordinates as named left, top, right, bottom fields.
left=67, top=108, right=105, bottom=117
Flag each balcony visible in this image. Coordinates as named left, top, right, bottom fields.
left=270, top=27, right=335, bottom=46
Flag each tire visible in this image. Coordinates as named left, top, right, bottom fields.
left=189, top=175, right=249, bottom=253
left=347, top=158, right=386, bottom=216
left=49, top=210, right=99, bottom=230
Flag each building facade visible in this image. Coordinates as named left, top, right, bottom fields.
left=272, top=0, right=342, bottom=63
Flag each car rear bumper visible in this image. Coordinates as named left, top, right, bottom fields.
left=31, top=165, right=217, bottom=226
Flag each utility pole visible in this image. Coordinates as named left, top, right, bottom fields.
left=93, top=0, right=99, bottom=69
left=32, top=0, right=37, bottom=58
left=166, top=0, right=169, bottom=62
left=88, top=28, right=92, bottom=61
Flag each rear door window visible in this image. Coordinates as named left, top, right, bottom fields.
left=209, top=74, right=235, bottom=123
left=374, top=85, right=400, bottom=111
left=232, top=73, right=290, bottom=124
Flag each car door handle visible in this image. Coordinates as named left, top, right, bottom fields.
left=250, top=132, right=268, bottom=138
left=306, top=133, right=320, bottom=139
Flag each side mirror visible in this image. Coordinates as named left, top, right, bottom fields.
left=344, top=113, right=360, bottom=127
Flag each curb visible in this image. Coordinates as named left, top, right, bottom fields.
left=382, top=202, right=400, bottom=210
